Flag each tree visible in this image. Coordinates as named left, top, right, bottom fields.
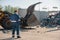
left=4, top=5, right=19, bottom=13
left=0, top=5, right=2, bottom=11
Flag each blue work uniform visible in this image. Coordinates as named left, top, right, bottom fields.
left=9, top=13, right=21, bottom=36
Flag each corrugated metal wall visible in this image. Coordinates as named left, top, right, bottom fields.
left=18, top=9, right=49, bottom=25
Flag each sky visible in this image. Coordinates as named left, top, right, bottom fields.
left=0, top=0, right=60, bottom=11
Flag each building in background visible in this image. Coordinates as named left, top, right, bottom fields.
left=18, top=8, right=59, bottom=26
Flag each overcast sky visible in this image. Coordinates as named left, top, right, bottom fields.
left=0, top=0, right=60, bottom=11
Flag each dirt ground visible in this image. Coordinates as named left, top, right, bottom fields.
left=0, top=26, right=60, bottom=40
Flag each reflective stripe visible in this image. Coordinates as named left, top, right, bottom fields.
left=10, top=19, right=20, bottom=22
left=11, top=21, right=17, bottom=22
left=10, top=20, right=17, bottom=22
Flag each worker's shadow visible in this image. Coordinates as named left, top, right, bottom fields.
left=21, top=28, right=36, bottom=32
